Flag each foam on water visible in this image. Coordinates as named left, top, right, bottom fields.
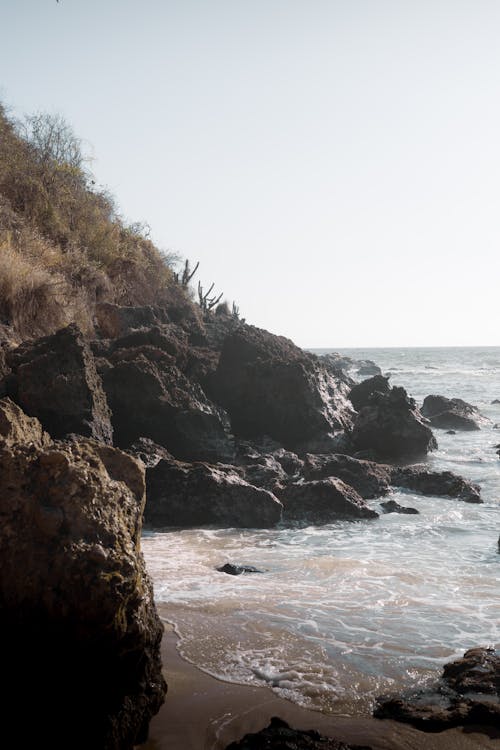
left=142, top=346, right=500, bottom=714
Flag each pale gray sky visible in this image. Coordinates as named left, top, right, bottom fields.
left=1, top=1, right=499, bottom=347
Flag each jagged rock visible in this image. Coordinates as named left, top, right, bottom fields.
left=145, top=458, right=283, bottom=528
left=127, top=437, right=175, bottom=468
left=0, top=411, right=166, bottom=748
left=380, top=499, right=419, bottom=514
left=374, top=648, right=500, bottom=732
left=421, top=395, right=490, bottom=431
left=278, top=478, right=379, bottom=524
left=391, top=466, right=482, bottom=503
left=351, top=386, right=437, bottom=460
left=240, top=455, right=289, bottom=492
left=217, top=563, right=264, bottom=575
left=302, top=454, right=392, bottom=499
left=348, top=375, right=391, bottom=412
left=102, top=355, right=234, bottom=462
left=5, top=324, right=113, bottom=443
left=95, top=303, right=167, bottom=339
left=226, top=717, right=373, bottom=750
left=209, top=325, right=355, bottom=450
left=0, top=396, right=51, bottom=448
left=107, top=324, right=189, bottom=370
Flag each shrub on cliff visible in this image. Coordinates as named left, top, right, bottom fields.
left=0, top=103, right=188, bottom=338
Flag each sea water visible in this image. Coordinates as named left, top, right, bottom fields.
left=142, top=346, right=500, bottom=715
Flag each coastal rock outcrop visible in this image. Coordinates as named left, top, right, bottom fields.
left=374, top=647, right=500, bottom=732
left=421, top=394, right=489, bottom=431
left=4, top=323, right=113, bottom=443
left=278, top=478, right=379, bottom=523
left=302, top=453, right=392, bottom=498
left=0, top=401, right=166, bottom=749
left=391, top=466, right=482, bottom=503
left=102, top=354, right=235, bottom=462
left=209, top=325, right=355, bottom=450
left=145, top=457, right=283, bottom=528
left=351, top=385, right=437, bottom=460
left=226, top=716, right=373, bottom=750
left=348, top=375, right=391, bottom=412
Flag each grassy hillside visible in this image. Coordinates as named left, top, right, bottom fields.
left=0, top=103, right=187, bottom=339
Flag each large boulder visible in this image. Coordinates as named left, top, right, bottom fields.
left=348, top=375, right=391, bottom=412
left=5, top=324, right=113, bottom=443
left=0, top=403, right=166, bottom=748
left=145, top=458, right=283, bottom=528
left=302, top=453, right=392, bottom=498
left=391, top=466, right=482, bottom=503
left=351, top=386, right=437, bottom=460
left=374, top=647, right=500, bottom=732
left=421, top=395, right=489, bottom=431
left=278, top=478, right=379, bottom=523
left=102, top=353, right=235, bottom=462
left=209, top=325, right=355, bottom=449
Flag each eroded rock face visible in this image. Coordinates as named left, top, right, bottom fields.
left=5, top=324, right=113, bottom=443
left=0, top=403, right=166, bottom=749
left=374, top=648, right=500, bottom=732
left=351, top=386, right=437, bottom=460
left=95, top=303, right=167, bottom=339
left=302, top=454, right=392, bottom=499
left=145, top=457, right=283, bottom=528
left=209, top=325, right=355, bottom=449
left=102, top=354, right=235, bottom=462
left=278, top=478, right=379, bottom=524
left=391, top=466, right=482, bottom=503
left=421, top=395, right=489, bottom=431
left=226, top=717, right=373, bottom=750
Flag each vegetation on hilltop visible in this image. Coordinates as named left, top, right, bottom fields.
left=0, top=103, right=189, bottom=339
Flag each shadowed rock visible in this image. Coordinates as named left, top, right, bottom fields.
left=217, top=563, right=264, bottom=575
left=145, top=458, right=283, bottom=528
left=278, top=478, right=379, bottom=524
left=421, top=395, right=490, bottom=431
left=0, top=403, right=166, bottom=749
left=391, top=466, right=482, bottom=503
left=302, top=453, right=392, bottom=498
left=375, top=648, right=500, bottom=732
left=226, top=717, right=373, bottom=750
left=351, top=386, right=437, bottom=460
left=348, top=375, right=391, bottom=412
left=209, top=325, right=355, bottom=450
left=5, top=324, right=113, bottom=443
left=380, top=499, right=419, bottom=514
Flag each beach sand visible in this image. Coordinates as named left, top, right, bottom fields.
left=140, top=615, right=500, bottom=750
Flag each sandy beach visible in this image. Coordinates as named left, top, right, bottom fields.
left=141, top=613, right=500, bottom=750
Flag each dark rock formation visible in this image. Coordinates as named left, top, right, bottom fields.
left=226, top=717, right=373, bottom=750
left=348, top=375, right=391, bottom=412
left=209, top=325, right=355, bottom=450
left=492, top=399, right=500, bottom=405
left=375, top=648, right=500, bottom=732
left=351, top=386, right=437, bottom=460
left=5, top=324, right=113, bottom=443
left=145, top=458, right=283, bottom=528
left=0, top=400, right=166, bottom=749
left=217, top=563, right=264, bottom=575
left=127, top=437, right=175, bottom=468
left=391, top=466, right=482, bottom=503
left=421, top=395, right=490, bottom=431
left=95, top=302, right=167, bottom=339
left=302, top=453, right=392, bottom=498
left=380, top=499, right=419, bottom=514
left=278, top=478, right=379, bottom=524
left=102, top=355, right=235, bottom=462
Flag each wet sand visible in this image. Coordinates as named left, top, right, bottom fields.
left=141, top=616, right=500, bottom=750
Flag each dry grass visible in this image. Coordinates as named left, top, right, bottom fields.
left=0, top=103, right=182, bottom=339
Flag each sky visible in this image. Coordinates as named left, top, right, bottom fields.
left=1, top=0, right=499, bottom=348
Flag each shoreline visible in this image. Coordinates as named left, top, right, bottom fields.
left=141, top=613, right=500, bottom=750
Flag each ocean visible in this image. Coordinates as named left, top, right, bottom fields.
left=142, top=346, right=500, bottom=716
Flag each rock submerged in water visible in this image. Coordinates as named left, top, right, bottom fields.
left=302, top=453, right=392, bottom=499
left=278, top=478, right=379, bottom=523
left=380, top=499, right=419, bottom=514
left=225, top=717, right=373, bottom=750
left=350, top=382, right=437, bottom=460
left=391, top=465, right=482, bottom=503
left=0, top=398, right=166, bottom=748
left=217, top=563, right=264, bottom=575
left=145, top=457, right=283, bottom=528
left=374, top=647, right=500, bottom=732
left=421, top=394, right=489, bottom=431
